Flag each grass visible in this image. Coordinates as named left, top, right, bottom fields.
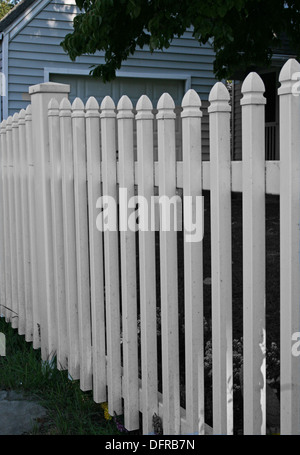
left=0, top=317, right=124, bottom=435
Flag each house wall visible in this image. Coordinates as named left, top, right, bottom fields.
left=232, top=81, right=243, bottom=160
left=4, top=0, right=217, bottom=158
left=0, top=41, right=2, bottom=119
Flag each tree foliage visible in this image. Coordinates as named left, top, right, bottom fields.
left=0, top=0, right=15, bottom=19
left=61, top=0, right=300, bottom=81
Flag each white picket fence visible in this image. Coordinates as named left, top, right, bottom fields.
left=0, top=58, right=300, bottom=435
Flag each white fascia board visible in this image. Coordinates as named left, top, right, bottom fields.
left=7, top=0, right=52, bottom=40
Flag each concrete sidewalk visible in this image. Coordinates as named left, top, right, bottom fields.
left=0, top=390, right=47, bottom=435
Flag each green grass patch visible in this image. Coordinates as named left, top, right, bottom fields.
left=0, top=317, right=124, bottom=435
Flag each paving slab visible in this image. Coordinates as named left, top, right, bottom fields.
left=0, top=390, right=47, bottom=435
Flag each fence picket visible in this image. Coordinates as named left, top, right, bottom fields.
left=0, top=122, right=4, bottom=320
left=0, top=120, right=9, bottom=322
left=12, top=113, right=26, bottom=334
left=48, top=98, right=68, bottom=369
left=59, top=97, right=80, bottom=380
left=18, top=109, right=33, bottom=342
left=208, top=82, right=233, bottom=435
left=181, top=89, right=205, bottom=435
left=136, top=95, right=158, bottom=434
left=29, top=83, right=70, bottom=360
left=6, top=116, right=18, bottom=329
left=117, top=95, right=139, bottom=430
left=0, top=120, right=8, bottom=320
left=72, top=97, right=93, bottom=391
left=241, top=72, right=266, bottom=435
left=25, top=105, right=40, bottom=348
left=85, top=96, right=107, bottom=403
left=278, top=58, right=300, bottom=435
left=157, top=93, right=180, bottom=435
left=100, top=96, right=122, bottom=416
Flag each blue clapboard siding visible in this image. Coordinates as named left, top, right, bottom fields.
left=0, top=44, right=2, bottom=117
left=4, top=0, right=217, bottom=156
left=7, top=0, right=216, bottom=106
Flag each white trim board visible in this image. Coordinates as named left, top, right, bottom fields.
left=7, top=0, right=52, bottom=40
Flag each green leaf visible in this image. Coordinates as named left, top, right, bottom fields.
left=62, top=0, right=298, bottom=82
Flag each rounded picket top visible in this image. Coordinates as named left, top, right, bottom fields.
left=208, top=82, right=231, bottom=114
left=19, top=109, right=26, bottom=119
left=59, top=97, right=71, bottom=110
left=25, top=104, right=32, bottom=116
left=117, top=94, right=133, bottom=111
left=59, top=97, right=72, bottom=117
left=6, top=116, right=13, bottom=129
left=85, top=96, right=100, bottom=119
left=0, top=119, right=7, bottom=134
left=18, top=109, right=26, bottom=124
left=136, top=95, right=153, bottom=121
left=72, top=97, right=85, bottom=110
left=100, top=96, right=116, bottom=118
left=48, top=97, right=59, bottom=111
left=209, top=82, right=230, bottom=103
left=181, top=89, right=202, bottom=118
left=72, top=97, right=85, bottom=119
left=157, top=92, right=175, bottom=110
left=278, top=58, right=300, bottom=96
left=12, top=112, right=19, bottom=127
left=25, top=104, right=32, bottom=122
left=241, top=72, right=266, bottom=105
left=136, top=94, right=153, bottom=111
left=182, top=89, right=201, bottom=108
left=242, top=72, right=265, bottom=95
left=279, top=58, right=300, bottom=83
left=48, top=98, right=59, bottom=117
left=157, top=92, right=176, bottom=120
left=85, top=96, right=99, bottom=111
left=117, top=95, right=134, bottom=119
left=100, top=95, right=115, bottom=111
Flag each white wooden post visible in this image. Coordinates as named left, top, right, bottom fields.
left=72, top=97, right=92, bottom=391
left=208, top=82, right=233, bottom=435
left=48, top=98, right=68, bottom=369
left=18, top=109, right=33, bottom=342
left=117, top=95, right=139, bottom=430
left=0, top=120, right=9, bottom=321
left=181, top=89, right=204, bottom=435
left=136, top=94, right=158, bottom=434
left=157, top=93, right=180, bottom=435
left=6, top=116, right=18, bottom=328
left=59, top=97, right=80, bottom=380
left=100, top=96, right=122, bottom=416
left=12, top=113, right=25, bottom=335
left=278, top=58, right=300, bottom=435
left=241, top=72, right=266, bottom=435
left=85, top=96, right=106, bottom=403
left=25, top=105, right=40, bottom=348
left=29, top=82, right=70, bottom=360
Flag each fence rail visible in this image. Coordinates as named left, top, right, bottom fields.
left=0, top=58, right=300, bottom=435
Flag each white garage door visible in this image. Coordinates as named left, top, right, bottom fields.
left=50, top=73, right=185, bottom=159
left=50, top=74, right=185, bottom=108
